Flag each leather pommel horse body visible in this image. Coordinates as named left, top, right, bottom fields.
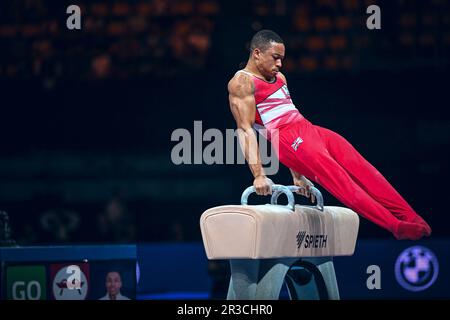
left=200, top=185, right=359, bottom=300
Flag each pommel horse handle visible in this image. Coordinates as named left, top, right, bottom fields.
left=271, top=185, right=324, bottom=212
left=241, top=184, right=295, bottom=210
left=240, top=184, right=324, bottom=212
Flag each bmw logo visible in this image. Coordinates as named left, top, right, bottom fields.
left=395, top=246, right=439, bottom=292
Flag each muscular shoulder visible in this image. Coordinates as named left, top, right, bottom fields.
left=228, top=72, right=254, bottom=98
left=278, top=72, right=288, bottom=85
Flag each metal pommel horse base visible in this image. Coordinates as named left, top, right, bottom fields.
left=200, top=184, right=359, bottom=300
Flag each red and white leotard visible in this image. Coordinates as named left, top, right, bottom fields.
left=236, top=69, right=304, bottom=138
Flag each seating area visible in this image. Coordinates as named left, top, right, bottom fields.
left=252, top=0, right=450, bottom=72
left=1, top=0, right=449, bottom=81
left=0, top=0, right=220, bottom=81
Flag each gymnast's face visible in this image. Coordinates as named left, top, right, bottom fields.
left=253, top=42, right=285, bottom=81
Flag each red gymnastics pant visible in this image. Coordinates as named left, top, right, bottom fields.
left=273, top=117, right=430, bottom=237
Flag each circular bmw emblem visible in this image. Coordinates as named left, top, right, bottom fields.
left=395, top=246, right=439, bottom=292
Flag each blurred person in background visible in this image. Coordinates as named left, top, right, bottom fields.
left=97, top=194, right=137, bottom=243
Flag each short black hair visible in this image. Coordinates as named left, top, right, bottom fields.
left=250, top=30, right=284, bottom=52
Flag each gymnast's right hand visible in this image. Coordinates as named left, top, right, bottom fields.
left=253, top=175, right=273, bottom=195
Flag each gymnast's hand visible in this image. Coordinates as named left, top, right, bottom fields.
left=293, top=175, right=316, bottom=203
left=253, top=175, right=273, bottom=196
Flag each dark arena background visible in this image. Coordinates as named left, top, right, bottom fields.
left=0, top=0, right=449, bottom=304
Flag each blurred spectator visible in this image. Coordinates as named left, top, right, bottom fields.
left=97, top=196, right=137, bottom=243
left=91, top=53, right=112, bottom=79
left=0, top=211, right=17, bottom=246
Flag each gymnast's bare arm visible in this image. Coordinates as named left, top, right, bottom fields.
left=228, top=72, right=273, bottom=195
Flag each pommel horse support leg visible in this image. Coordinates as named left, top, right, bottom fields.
left=200, top=185, right=359, bottom=300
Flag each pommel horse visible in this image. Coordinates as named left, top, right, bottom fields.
left=200, top=184, right=359, bottom=300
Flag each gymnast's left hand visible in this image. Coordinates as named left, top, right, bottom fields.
left=292, top=175, right=315, bottom=203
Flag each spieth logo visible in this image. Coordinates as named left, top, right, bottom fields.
left=52, top=266, right=88, bottom=300
left=395, top=246, right=439, bottom=292
left=296, top=231, right=327, bottom=249
left=296, top=231, right=306, bottom=248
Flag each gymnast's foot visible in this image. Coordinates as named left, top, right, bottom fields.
left=394, top=221, right=430, bottom=240
left=396, top=213, right=432, bottom=236
left=410, top=215, right=432, bottom=236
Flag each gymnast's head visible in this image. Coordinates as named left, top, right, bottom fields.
left=249, top=30, right=285, bottom=80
